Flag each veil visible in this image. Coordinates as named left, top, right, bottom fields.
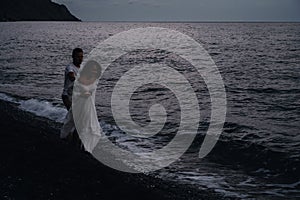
left=72, top=67, right=102, bottom=153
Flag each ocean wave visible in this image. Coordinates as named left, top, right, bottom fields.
left=246, top=87, right=300, bottom=94
left=18, top=99, right=67, bottom=123
left=0, top=92, right=67, bottom=123
left=0, top=92, right=17, bottom=103
left=1, top=92, right=299, bottom=181
left=1, top=92, right=300, bottom=199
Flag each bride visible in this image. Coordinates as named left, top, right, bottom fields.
left=72, top=60, right=102, bottom=153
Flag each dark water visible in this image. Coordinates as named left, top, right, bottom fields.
left=0, top=22, right=299, bottom=199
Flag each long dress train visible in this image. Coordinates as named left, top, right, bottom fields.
left=72, top=80, right=102, bottom=153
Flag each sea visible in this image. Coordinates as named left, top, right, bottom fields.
left=0, top=22, right=299, bottom=199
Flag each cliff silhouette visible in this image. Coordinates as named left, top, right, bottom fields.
left=0, top=0, right=80, bottom=21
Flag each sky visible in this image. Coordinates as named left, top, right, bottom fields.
left=53, top=0, right=300, bottom=22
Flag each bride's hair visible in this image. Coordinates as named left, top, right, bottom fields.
left=81, top=60, right=101, bottom=79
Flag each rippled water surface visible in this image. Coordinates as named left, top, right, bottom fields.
left=0, top=22, right=299, bottom=199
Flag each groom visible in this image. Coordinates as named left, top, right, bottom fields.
left=60, top=48, right=83, bottom=141
left=62, top=48, right=83, bottom=110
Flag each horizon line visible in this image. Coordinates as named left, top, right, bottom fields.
left=84, top=20, right=300, bottom=23
left=2, top=20, right=300, bottom=23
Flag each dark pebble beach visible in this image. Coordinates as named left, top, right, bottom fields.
left=0, top=99, right=228, bottom=200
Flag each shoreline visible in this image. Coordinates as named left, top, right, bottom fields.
left=0, top=99, right=226, bottom=200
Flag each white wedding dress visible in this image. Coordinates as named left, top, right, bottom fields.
left=72, top=80, right=102, bottom=153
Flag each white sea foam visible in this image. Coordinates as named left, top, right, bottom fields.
left=0, top=92, right=67, bottom=123
left=18, top=99, right=67, bottom=123
left=0, top=92, right=17, bottom=103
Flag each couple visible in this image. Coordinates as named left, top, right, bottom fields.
left=60, top=48, right=102, bottom=153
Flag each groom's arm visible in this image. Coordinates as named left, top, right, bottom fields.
left=68, top=71, right=75, bottom=81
